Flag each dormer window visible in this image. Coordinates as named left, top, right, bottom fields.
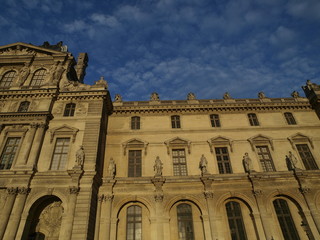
left=0, top=71, right=16, bottom=87
left=18, top=101, right=30, bottom=112
left=30, top=69, right=46, bottom=86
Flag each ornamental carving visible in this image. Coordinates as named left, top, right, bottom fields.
left=39, top=201, right=63, bottom=238
left=7, top=187, right=17, bottom=195
left=253, top=189, right=263, bottom=196
left=18, top=187, right=30, bottom=195
left=0, top=46, right=36, bottom=55
left=207, top=136, right=233, bottom=153
left=50, top=125, right=79, bottom=143
left=204, top=191, right=214, bottom=199
left=69, top=186, right=79, bottom=194
left=300, top=187, right=311, bottom=194
left=122, top=138, right=149, bottom=155
left=287, top=133, right=314, bottom=150
left=164, top=137, right=191, bottom=154
left=154, top=194, right=164, bottom=202
left=248, top=134, right=274, bottom=151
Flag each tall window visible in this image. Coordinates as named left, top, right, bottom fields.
left=126, top=205, right=142, bottom=240
left=0, top=137, right=21, bottom=170
left=171, top=115, right=181, bottom=128
left=248, top=113, right=259, bottom=126
left=226, top=201, right=247, bottom=240
left=128, top=150, right=142, bottom=177
left=30, top=69, right=46, bottom=86
left=296, top=144, right=318, bottom=170
left=50, top=138, right=70, bottom=170
left=0, top=71, right=16, bottom=87
left=18, top=101, right=30, bottom=112
left=210, top=114, right=221, bottom=127
left=177, top=204, right=194, bottom=240
left=172, top=149, right=187, bottom=176
left=63, top=103, right=76, bottom=117
left=273, top=199, right=300, bottom=240
left=215, top=147, right=232, bottom=174
left=284, top=112, right=297, bottom=125
left=256, top=146, right=275, bottom=172
left=131, top=116, right=140, bottom=130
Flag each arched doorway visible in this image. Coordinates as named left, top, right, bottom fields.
left=22, top=196, right=64, bottom=240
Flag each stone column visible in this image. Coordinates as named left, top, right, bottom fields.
left=94, top=195, right=104, bottom=240
left=0, top=187, right=17, bottom=240
left=204, top=191, right=217, bottom=240
left=26, top=123, right=47, bottom=168
left=17, top=124, right=37, bottom=166
left=99, top=194, right=113, bottom=240
left=152, top=176, right=165, bottom=240
left=3, top=187, right=29, bottom=240
left=62, top=186, right=79, bottom=240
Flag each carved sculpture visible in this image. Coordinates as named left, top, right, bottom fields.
left=199, top=154, right=208, bottom=175
left=150, top=92, right=160, bottom=101
left=243, top=152, right=253, bottom=173
left=286, top=151, right=298, bottom=170
left=223, top=92, right=231, bottom=99
left=258, top=92, right=266, bottom=99
left=16, top=63, right=30, bottom=86
left=153, top=156, right=163, bottom=176
left=114, top=94, right=122, bottom=102
left=291, top=91, right=300, bottom=98
left=75, top=145, right=85, bottom=167
left=187, top=92, right=196, bottom=100
left=108, top=158, right=116, bottom=178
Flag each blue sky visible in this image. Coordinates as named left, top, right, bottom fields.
left=0, top=0, right=319, bottom=101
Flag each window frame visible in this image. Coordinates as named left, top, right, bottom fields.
left=18, top=101, right=30, bottom=112
left=0, top=137, right=21, bottom=170
left=255, top=145, right=276, bottom=172
left=30, top=69, right=46, bottom=87
left=247, top=113, right=259, bottom=126
left=214, top=147, right=232, bottom=174
left=284, top=112, right=297, bottom=125
left=296, top=144, right=318, bottom=170
left=0, top=70, right=16, bottom=88
left=131, top=116, right=141, bottom=130
left=172, top=148, right=188, bottom=176
left=128, top=149, right=142, bottom=177
left=63, top=103, right=76, bottom=117
left=177, top=203, right=195, bottom=240
left=126, top=205, right=142, bottom=240
left=225, top=201, right=248, bottom=240
left=171, top=115, right=181, bottom=129
left=50, top=137, right=71, bottom=170
left=210, top=114, right=221, bottom=127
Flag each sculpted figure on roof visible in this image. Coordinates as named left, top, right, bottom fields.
left=150, top=92, right=160, bottom=101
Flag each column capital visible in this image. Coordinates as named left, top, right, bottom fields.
left=30, top=123, right=39, bottom=129
left=204, top=191, right=214, bottom=199
left=154, top=193, right=164, bottom=202
left=69, top=186, right=80, bottom=194
left=300, top=187, right=311, bottom=194
left=253, top=189, right=263, bottom=196
left=17, top=187, right=30, bottom=195
left=7, top=187, right=18, bottom=195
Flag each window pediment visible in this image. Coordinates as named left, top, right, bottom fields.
left=287, top=133, right=313, bottom=149
left=164, top=137, right=191, bottom=154
left=50, top=125, right=79, bottom=143
left=4, top=125, right=28, bottom=137
left=248, top=134, right=273, bottom=151
left=207, top=136, right=233, bottom=152
left=122, top=138, right=148, bottom=155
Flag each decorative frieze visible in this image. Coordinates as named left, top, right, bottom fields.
left=6, top=187, right=17, bottom=195
left=18, top=187, right=30, bottom=195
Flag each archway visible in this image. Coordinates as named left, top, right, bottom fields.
left=22, top=195, right=63, bottom=240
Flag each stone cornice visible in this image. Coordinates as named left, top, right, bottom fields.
left=0, top=111, right=52, bottom=119
left=0, top=88, right=57, bottom=98
left=113, top=98, right=311, bottom=114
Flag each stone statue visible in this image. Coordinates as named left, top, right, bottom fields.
left=286, top=151, right=298, bottom=170
left=223, top=92, right=231, bottom=99
left=108, top=158, right=116, bottom=178
left=16, top=63, right=30, bottom=86
left=199, top=154, right=208, bottom=175
left=291, top=91, right=300, bottom=98
left=114, top=94, right=122, bottom=102
left=243, top=152, right=253, bottom=173
left=76, top=145, right=85, bottom=167
left=53, top=62, right=65, bottom=82
left=153, top=156, right=163, bottom=176
left=258, top=92, right=266, bottom=99
left=150, top=92, right=160, bottom=101
left=187, top=92, right=196, bottom=100
left=306, top=80, right=318, bottom=90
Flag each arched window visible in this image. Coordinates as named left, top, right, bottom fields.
left=126, top=205, right=142, bottom=240
left=177, top=204, right=194, bottom=240
left=226, top=201, right=247, bottom=240
left=171, top=115, right=181, bottom=128
left=0, top=71, right=16, bottom=87
left=284, top=112, right=297, bottom=125
left=63, top=103, right=76, bottom=117
left=18, top=101, right=30, bottom=112
left=131, top=116, right=140, bottom=130
left=30, top=69, right=46, bottom=86
left=273, top=199, right=300, bottom=240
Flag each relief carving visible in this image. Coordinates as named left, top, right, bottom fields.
left=15, top=63, right=30, bottom=86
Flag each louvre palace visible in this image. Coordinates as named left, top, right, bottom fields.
left=1, top=42, right=320, bottom=240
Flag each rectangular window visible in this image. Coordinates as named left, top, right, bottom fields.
left=172, top=149, right=187, bottom=176
left=248, top=113, right=259, bottom=126
left=126, top=205, right=142, bottom=240
left=0, top=137, right=21, bottom=170
left=215, top=147, right=232, bottom=173
left=296, top=144, right=318, bottom=170
left=51, top=138, right=70, bottom=170
left=171, top=115, right=181, bottom=129
left=256, top=146, right=275, bottom=171
left=284, top=112, right=297, bottom=125
left=210, top=114, right=221, bottom=127
left=131, top=116, right=140, bottom=130
left=128, top=150, right=142, bottom=177
left=63, top=103, right=76, bottom=117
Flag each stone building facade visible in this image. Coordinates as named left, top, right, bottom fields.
left=1, top=42, right=320, bottom=240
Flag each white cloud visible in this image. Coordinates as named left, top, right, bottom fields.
left=269, top=26, right=296, bottom=46
left=90, top=13, right=120, bottom=28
